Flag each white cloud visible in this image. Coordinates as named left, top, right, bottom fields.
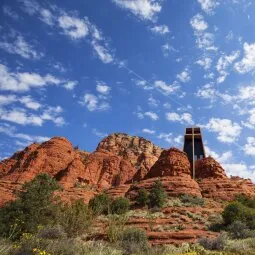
left=177, top=68, right=191, bottom=83
left=148, top=95, right=159, bottom=108
left=19, top=96, right=41, bottom=110
left=0, top=94, right=17, bottom=105
left=0, top=108, right=43, bottom=126
left=190, top=14, right=208, bottom=31
left=195, top=83, right=216, bottom=101
left=142, top=128, right=155, bottom=134
left=91, top=41, right=114, bottom=64
left=216, top=51, right=240, bottom=83
left=40, top=8, right=55, bottom=26
left=244, top=137, right=255, bottom=156
left=81, top=93, right=110, bottom=112
left=196, top=57, right=212, bottom=70
left=196, top=32, right=217, bottom=51
left=58, top=15, right=89, bottom=39
left=235, top=42, right=255, bottom=73
left=150, top=25, right=169, bottom=35
left=157, top=133, right=173, bottom=143
left=166, top=112, right=193, bottom=125
left=112, top=0, right=162, bottom=21
left=0, top=123, right=49, bottom=144
left=144, top=111, right=159, bottom=121
left=63, top=81, right=78, bottom=90
left=201, top=118, right=242, bottom=143
left=0, top=35, right=43, bottom=59
left=20, top=0, right=40, bottom=15
left=3, top=5, right=19, bottom=20
left=0, top=64, right=62, bottom=92
left=197, top=0, right=219, bottom=14
left=96, top=83, right=111, bottom=95
left=154, top=80, right=180, bottom=95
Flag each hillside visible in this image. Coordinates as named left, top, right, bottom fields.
left=0, top=133, right=254, bottom=245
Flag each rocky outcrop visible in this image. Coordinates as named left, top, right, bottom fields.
left=196, top=157, right=255, bottom=200
left=128, top=148, right=202, bottom=198
left=97, top=133, right=162, bottom=179
left=195, top=157, right=227, bottom=179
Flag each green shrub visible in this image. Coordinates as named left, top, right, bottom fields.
left=107, top=215, right=128, bottom=243
left=227, top=221, right=255, bottom=239
left=110, top=197, right=130, bottom=215
left=136, top=188, right=149, bottom=207
left=149, top=180, right=167, bottom=208
left=234, top=194, right=255, bottom=209
left=88, top=193, right=111, bottom=215
left=198, top=232, right=229, bottom=251
left=58, top=199, right=92, bottom=237
left=119, top=227, right=149, bottom=254
left=0, top=173, right=60, bottom=240
left=180, top=194, right=205, bottom=206
left=222, top=201, right=255, bottom=228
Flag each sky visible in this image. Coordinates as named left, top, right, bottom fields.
left=0, top=0, right=255, bottom=180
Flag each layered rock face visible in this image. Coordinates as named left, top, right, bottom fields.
left=196, top=157, right=255, bottom=200
left=97, top=133, right=162, bottom=179
left=128, top=148, right=202, bottom=199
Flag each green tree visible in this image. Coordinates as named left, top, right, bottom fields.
left=136, top=188, right=149, bottom=207
left=88, top=193, right=111, bottom=215
left=0, top=173, right=60, bottom=239
left=149, top=180, right=167, bottom=208
left=110, top=197, right=130, bottom=214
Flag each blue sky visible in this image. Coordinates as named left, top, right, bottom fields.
left=0, top=0, right=255, bottom=180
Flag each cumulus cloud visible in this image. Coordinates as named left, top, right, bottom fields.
left=0, top=64, right=62, bottom=92
left=91, top=41, right=114, bottom=63
left=177, top=68, right=191, bottom=83
left=197, top=0, right=219, bottom=14
left=63, top=81, right=78, bottom=90
left=165, top=112, right=193, bottom=125
left=40, top=8, right=55, bottom=26
left=144, top=111, right=159, bottom=120
left=58, top=15, right=89, bottom=39
left=201, top=118, right=242, bottom=143
left=216, top=51, right=240, bottom=83
left=0, top=35, right=44, bottom=59
left=235, top=42, right=255, bottom=73
left=190, top=14, right=208, bottom=31
left=112, top=0, right=162, bottom=21
left=244, top=137, right=255, bottom=156
left=161, top=43, right=178, bottom=57
left=150, top=25, right=169, bottom=35
left=96, top=83, right=111, bottom=95
left=19, top=96, right=41, bottom=110
left=81, top=93, right=110, bottom=112
left=92, top=128, right=107, bottom=138
left=154, top=80, right=180, bottom=95
left=196, top=32, right=217, bottom=51
left=142, top=128, right=155, bottom=134
left=196, top=57, right=212, bottom=70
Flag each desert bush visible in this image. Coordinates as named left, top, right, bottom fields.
left=136, top=188, right=150, bottom=207
left=149, top=180, right=167, bottom=208
left=38, top=225, right=67, bottom=239
left=0, top=239, right=12, bottom=255
left=198, top=232, right=229, bottom=251
left=180, top=194, right=205, bottom=206
left=224, top=238, right=255, bottom=255
left=119, top=227, right=149, bottom=254
left=226, top=221, right=255, bottom=239
left=222, top=201, right=255, bottom=228
left=88, top=193, right=111, bottom=215
left=58, top=199, right=92, bottom=237
left=0, top=174, right=60, bottom=240
left=107, top=215, right=128, bottom=243
left=110, top=197, right=130, bottom=215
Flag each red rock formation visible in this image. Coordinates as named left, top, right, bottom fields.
left=195, top=157, right=227, bottom=179
left=128, top=148, right=202, bottom=198
left=196, top=157, right=255, bottom=200
left=97, top=133, right=162, bottom=179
